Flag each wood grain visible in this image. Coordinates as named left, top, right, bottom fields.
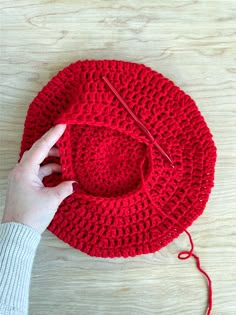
left=0, top=1, right=236, bottom=314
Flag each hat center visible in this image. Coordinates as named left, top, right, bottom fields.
left=70, top=125, right=151, bottom=198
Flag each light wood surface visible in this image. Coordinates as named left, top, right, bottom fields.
left=0, top=1, right=236, bottom=314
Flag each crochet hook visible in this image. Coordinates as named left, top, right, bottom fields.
left=102, top=76, right=174, bottom=167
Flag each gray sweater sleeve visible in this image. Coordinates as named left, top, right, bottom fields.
left=0, top=223, right=41, bottom=315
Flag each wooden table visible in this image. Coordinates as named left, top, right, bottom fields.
left=0, top=1, right=235, bottom=314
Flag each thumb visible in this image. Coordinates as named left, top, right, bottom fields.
left=50, top=181, right=78, bottom=204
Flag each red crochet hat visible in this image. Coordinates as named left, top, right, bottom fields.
left=20, top=60, right=216, bottom=258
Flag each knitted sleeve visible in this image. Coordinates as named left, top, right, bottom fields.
left=0, top=223, right=41, bottom=315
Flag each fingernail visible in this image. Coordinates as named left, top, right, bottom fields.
left=72, top=182, right=79, bottom=192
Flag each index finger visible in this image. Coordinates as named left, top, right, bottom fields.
left=21, top=124, right=67, bottom=167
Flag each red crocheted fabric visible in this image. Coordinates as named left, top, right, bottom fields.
left=19, top=60, right=216, bottom=258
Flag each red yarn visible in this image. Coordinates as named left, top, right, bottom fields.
left=19, top=59, right=216, bottom=314
left=19, top=60, right=216, bottom=259
left=138, top=147, right=213, bottom=314
left=178, top=230, right=213, bottom=315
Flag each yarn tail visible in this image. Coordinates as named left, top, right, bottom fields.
left=139, top=154, right=213, bottom=314
left=178, top=230, right=213, bottom=315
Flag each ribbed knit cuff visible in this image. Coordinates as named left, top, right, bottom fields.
left=0, top=222, right=41, bottom=314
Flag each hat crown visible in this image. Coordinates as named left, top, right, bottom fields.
left=57, top=124, right=152, bottom=199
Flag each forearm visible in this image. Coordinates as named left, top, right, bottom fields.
left=0, top=223, right=41, bottom=315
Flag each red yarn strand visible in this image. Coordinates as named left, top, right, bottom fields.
left=102, top=76, right=174, bottom=167
left=178, top=230, right=213, bottom=315
left=140, top=157, right=213, bottom=315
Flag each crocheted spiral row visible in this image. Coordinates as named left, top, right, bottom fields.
left=20, top=60, right=216, bottom=258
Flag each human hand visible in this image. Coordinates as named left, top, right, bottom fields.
left=2, top=124, right=78, bottom=234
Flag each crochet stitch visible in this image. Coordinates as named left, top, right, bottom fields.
left=19, top=60, right=216, bottom=258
